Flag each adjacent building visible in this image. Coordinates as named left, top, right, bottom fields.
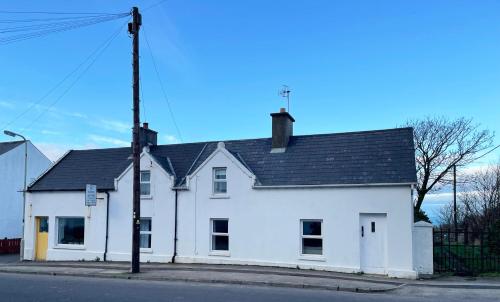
left=0, top=140, right=52, bottom=239
left=24, top=109, right=426, bottom=278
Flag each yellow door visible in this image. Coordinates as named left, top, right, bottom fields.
left=35, top=217, right=48, bottom=261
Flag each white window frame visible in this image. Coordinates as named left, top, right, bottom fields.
left=54, top=216, right=86, bottom=250
left=140, top=217, right=152, bottom=252
left=210, top=218, right=229, bottom=256
left=140, top=170, right=151, bottom=198
left=212, top=167, right=227, bottom=195
left=300, top=219, right=324, bottom=258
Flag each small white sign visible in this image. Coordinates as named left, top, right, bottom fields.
left=85, top=184, right=97, bottom=206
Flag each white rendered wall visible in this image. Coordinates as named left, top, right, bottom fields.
left=176, top=148, right=417, bottom=279
left=24, top=148, right=416, bottom=278
left=23, top=191, right=107, bottom=261
left=106, top=153, right=176, bottom=263
left=24, top=153, right=175, bottom=262
left=0, top=142, right=51, bottom=239
left=413, top=221, right=434, bottom=275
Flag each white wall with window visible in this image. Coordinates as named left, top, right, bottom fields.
left=56, top=217, right=85, bottom=246
left=24, top=152, right=176, bottom=263
left=210, top=219, right=229, bottom=255
left=212, top=167, right=227, bottom=195
left=23, top=191, right=107, bottom=261
left=25, top=145, right=417, bottom=278
left=140, top=218, right=152, bottom=250
left=301, top=220, right=322, bottom=256
left=176, top=145, right=416, bottom=279
left=140, top=171, right=151, bottom=197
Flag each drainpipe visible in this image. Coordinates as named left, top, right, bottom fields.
left=104, top=191, right=110, bottom=262
left=171, top=189, right=179, bottom=263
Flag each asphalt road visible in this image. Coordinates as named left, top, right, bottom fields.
left=0, top=273, right=498, bottom=302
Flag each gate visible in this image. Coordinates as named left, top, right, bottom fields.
left=0, top=238, right=21, bottom=254
left=433, top=228, right=500, bottom=276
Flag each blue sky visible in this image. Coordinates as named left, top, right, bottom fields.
left=1, top=1, right=499, bottom=222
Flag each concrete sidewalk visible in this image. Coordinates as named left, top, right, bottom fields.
left=0, top=258, right=499, bottom=292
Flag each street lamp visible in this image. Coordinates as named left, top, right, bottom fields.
left=4, top=130, right=27, bottom=262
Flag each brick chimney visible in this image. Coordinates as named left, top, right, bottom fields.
left=136, top=122, right=157, bottom=149
left=270, top=108, right=295, bottom=153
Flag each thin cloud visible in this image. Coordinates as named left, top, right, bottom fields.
left=98, top=119, right=131, bottom=134
left=0, top=101, right=14, bottom=109
left=161, top=134, right=180, bottom=144
left=88, top=134, right=129, bottom=147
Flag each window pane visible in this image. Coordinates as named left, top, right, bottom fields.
left=302, top=238, right=322, bottom=255
left=214, top=181, right=227, bottom=194
left=213, top=220, right=228, bottom=233
left=140, top=171, right=150, bottom=182
left=58, top=218, right=84, bottom=245
left=140, top=218, right=151, bottom=232
left=39, top=217, right=48, bottom=233
left=140, top=234, right=151, bottom=248
left=302, top=221, right=322, bottom=236
left=140, top=183, right=150, bottom=195
left=213, top=235, right=229, bottom=251
left=214, top=168, right=226, bottom=179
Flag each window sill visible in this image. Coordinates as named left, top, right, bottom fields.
left=54, top=244, right=85, bottom=250
left=209, top=251, right=230, bottom=257
left=140, top=195, right=152, bottom=200
left=299, top=255, right=326, bottom=262
left=140, top=248, right=153, bottom=254
left=209, top=194, right=230, bottom=199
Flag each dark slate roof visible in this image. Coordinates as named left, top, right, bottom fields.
left=28, top=127, right=416, bottom=191
left=0, top=141, right=24, bottom=156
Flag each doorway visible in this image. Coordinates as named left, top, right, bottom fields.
left=360, top=213, right=387, bottom=274
left=35, top=217, right=48, bottom=261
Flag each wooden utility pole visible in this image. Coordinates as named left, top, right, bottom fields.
left=129, top=6, right=142, bottom=274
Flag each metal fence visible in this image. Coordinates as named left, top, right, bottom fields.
left=433, top=228, right=500, bottom=276
left=0, top=238, right=20, bottom=254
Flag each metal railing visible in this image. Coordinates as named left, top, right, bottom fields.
left=433, top=228, right=500, bottom=276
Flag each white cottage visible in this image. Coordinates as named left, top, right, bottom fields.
left=24, top=109, right=423, bottom=278
left=0, top=140, right=51, bottom=239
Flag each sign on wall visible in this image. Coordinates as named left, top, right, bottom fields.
left=85, top=184, right=97, bottom=206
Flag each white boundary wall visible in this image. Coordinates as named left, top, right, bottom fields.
left=413, top=221, right=433, bottom=275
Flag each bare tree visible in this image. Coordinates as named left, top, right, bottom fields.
left=405, top=117, right=494, bottom=212
left=460, top=162, right=500, bottom=232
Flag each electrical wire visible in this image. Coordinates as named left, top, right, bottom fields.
left=142, top=25, right=183, bottom=142
left=22, top=20, right=128, bottom=131
left=1, top=20, right=128, bottom=130
left=0, top=14, right=129, bottom=34
left=143, top=0, right=169, bottom=12
left=0, top=10, right=124, bottom=15
left=0, top=13, right=129, bottom=45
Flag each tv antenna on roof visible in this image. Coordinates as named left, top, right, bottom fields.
left=279, top=85, right=291, bottom=112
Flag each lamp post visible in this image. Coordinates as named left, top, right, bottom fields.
left=4, top=130, right=27, bottom=261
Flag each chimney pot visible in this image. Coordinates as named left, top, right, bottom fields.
left=143, top=122, right=149, bottom=129
left=280, top=107, right=286, bottom=113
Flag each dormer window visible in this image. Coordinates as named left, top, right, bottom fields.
left=140, top=171, right=151, bottom=196
left=213, top=167, right=227, bottom=194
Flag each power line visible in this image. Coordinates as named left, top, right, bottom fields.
left=143, top=0, right=169, bottom=12
left=1, top=20, right=128, bottom=130
left=142, top=25, right=183, bottom=142
left=0, top=13, right=129, bottom=45
left=0, top=14, right=129, bottom=34
left=0, top=10, right=124, bottom=15
left=22, top=20, right=128, bottom=131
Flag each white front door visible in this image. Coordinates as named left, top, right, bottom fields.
left=360, top=213, right=387, bottom=274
